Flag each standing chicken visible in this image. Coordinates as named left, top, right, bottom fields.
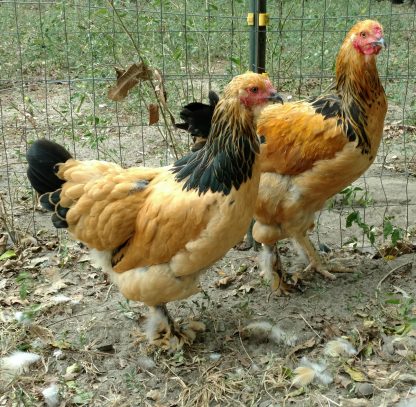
left=255, top=20, right=387, bottom=292
left=26, top=72, right=282, bottom=350
left=175, top=20, right=387, bottom=294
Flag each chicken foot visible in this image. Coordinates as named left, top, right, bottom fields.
left=259, top=244, right=293, bottom=295
left=295, top=234, right=352, bottom=279
left=146, top=305, right=205, bottom=351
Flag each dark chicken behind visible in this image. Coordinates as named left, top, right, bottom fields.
left=26, top=72, right=280, bottom=350
left=175, top=90, right=219, bottom=152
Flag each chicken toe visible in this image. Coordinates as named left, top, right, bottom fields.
left=146, top=305, right=205, bottom=351
left=305, top=260, right=353, bottom=279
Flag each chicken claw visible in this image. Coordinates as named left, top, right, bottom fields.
left=260, top=244, right=294, bottom=296
left=304, top=261, right=352, bottom=280
left=146, top=305, right=205, bottom=351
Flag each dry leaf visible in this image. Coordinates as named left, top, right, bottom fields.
left=27, top=256, right=49, bottom=267
left=148, top=103, right=159, bottom=125
left=152, top=68, right=175, bottom=124
left=1, top=295, right=29, bottom=306
left=146, top=390, right=161, bottom=401
left=29, top=325, right=54, bottom=343
left=215, top=276, right=235, bottom=288
left=0, top=235, right=9, bottom=253
left=339, top=398, right=370, bottom=407
left=51, top=340, right=72, bottom=350
left=239, top=284, right=254, bottom=294
left=343, top=365, right=367, bottom=382
left=285, top=337, right=316, bottom=359
left=152, top=69, right=167, bottom=104
left=108, top=62, right=152, bottom=101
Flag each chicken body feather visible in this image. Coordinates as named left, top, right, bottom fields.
left=254, top=20, right=387, bottom=284
left=27, top=72, right=279, bottom=349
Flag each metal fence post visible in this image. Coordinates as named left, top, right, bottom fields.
left=248, top=0, right=268, bottom=73
left=248, top=0, right=256, bottom=72
left=257, top=0, right=267, bottom=74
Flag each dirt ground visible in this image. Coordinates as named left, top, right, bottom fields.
left=0, top=83, right=415, bottom=406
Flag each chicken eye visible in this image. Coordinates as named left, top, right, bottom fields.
left=250, top=86, right=259, bottom=93
left=360, top=31, right=367, bottom=38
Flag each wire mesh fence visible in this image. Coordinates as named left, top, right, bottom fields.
left=0, top=0, right=415, bottom=250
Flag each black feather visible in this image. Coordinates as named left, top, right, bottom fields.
left=26, top=139, right=72, bottom=194
left=56, top=204, right=69, bottom=220
left=39, top=193, right=56, bottom=211
left=310, top=92, right=370, bottom=154
left=310, top=94, right=342, bottom=120
left=51, top=213, right=68, bottom=229
left=175, top=91, right=219, bottom=141
left=172, top=125, right=256, bottom=196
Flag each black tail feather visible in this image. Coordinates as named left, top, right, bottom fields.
left=175, top=91, right=218, bottom=141
left=26, top=139, right=72, bottom=195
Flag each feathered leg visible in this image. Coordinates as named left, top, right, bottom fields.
left=145, top=305, right=205, bottom=351
left=295, top=234, right=351, bottom=279
left=259, top=244, right=292, bottom=295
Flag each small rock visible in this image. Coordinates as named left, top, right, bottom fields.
left=146, top=377, right=159, bottom=388
left=137, top=356, right=156, bottom=370
left=397, top=398, right=416, bottom=407
left=63, top=363, right=81, bottom=380
left=355, top=382, right=374, bottom=397
left=399, top=373, right=416, bottom=385
left=393, top=336, right=416, bottom=352
left=340, top=398, right=370, bottom=407
left=319, top=243, right=331, bottom=253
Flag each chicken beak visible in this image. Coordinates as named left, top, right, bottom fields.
left=372, top=37, right=387, bottom=49
left=268, top=92, right=284, bottom=104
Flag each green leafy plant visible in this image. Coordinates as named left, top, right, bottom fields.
left=383, top=216, right=404, bottom=246
left=328, top=185, right=373, bottom=210
left=385, top=295, right=416, bottom=335
left=15, top=272, right=33, bottom=300
left=346, top=210, right=376, bottom=246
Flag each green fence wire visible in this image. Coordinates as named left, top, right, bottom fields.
left=0, top=0, right=415, bottom=249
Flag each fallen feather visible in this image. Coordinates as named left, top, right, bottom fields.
left=0, top=351, right=40, bottom=375
left=292, top=357, right=332, bottom=388
left=42, top=384, right=60, bottom=407
left=325, top=337, right=357, bottom=357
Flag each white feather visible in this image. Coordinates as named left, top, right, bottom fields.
left=397, top=399, right=416, bottom=407
left=14, top=311, right=31, bottom=325
left=242, top=321, right=296, bottom=346
left=292, top=366, right=315, bottom=387
left=270, top=325, right=297, bottom=346
left=324, top=337, right=357, bottom=357
left=292, top=357, right=333, bottom=388
left=0, top=351, right=40, bottom=375
left=243, top=321, right=273, bottom=340
left=51, top=294, right=71, bottom=303
left=42, top=384, right=60, bottom=407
